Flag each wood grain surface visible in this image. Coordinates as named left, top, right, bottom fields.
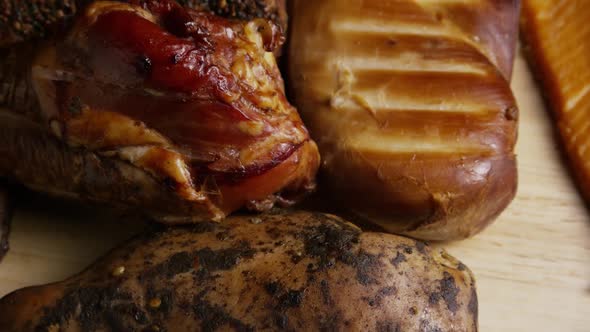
left=0, top=49, right=589, bottom=332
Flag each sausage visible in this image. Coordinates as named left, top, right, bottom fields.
left=288, top=0, right=520, bottom=240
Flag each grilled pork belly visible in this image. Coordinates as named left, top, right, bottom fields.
left=0, top=1, right=319, bottom=222
left=288, top=0, right=519, bottom=240
left=521, top=0, right=590, bottom=202
left=0, top=0, right=287, bottom=47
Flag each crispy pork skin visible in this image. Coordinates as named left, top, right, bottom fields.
left=288, top=0, right=520, bottom=240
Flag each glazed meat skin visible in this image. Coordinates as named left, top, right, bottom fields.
left=0, top=211, right=478, bottom=331
left=0, top=0, right=287, bottom=46
left=288, top=0, right=520, bottom=240
left=0, top=1, right=319, bottom=222
left=521, top=0, right=590, bottom=203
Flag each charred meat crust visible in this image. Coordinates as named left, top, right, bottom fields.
left=185, top=0, right=286, bottom=28
left=0, top=0, right=78, bottom=46
left=0, top=211, right=478, bottom=331
left=0, top=0, right=287, bottom=46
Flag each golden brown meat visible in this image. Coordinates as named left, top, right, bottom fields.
left=0, top=1, right=319, bottom=222
left=288, top=0, right=520, bottom=240
left=0, top=211, right=478, bottom=331
left=0, top=0, right=287, bottom=46
left=521, top=0, right=590, bottom=202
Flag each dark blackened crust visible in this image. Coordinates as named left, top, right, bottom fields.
left=185, top=0, right=287, bottom=30
left=0, top=211, right=478, bottom=331
left=0, top=45, right=40, bottom=117
left=0, top=183, right=12, bottom=262
left=429, top=272, right=461, bottom=314
left=0, top=0, right=287, bottom=46
left=0, top=0, right=78, bottom=46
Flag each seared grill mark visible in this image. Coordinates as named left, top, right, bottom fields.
left=289, top=0, right=518, bottom=240
left=342, top=71, right=513, bottom=113
left=317, top=11, right=517, bottom=157
left=331, top=32, right=474, bottom=56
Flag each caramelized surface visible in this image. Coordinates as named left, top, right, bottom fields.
left=522, top=0, right=590, bottom=201
left=289, top=0, right=519, bottom=240
left=0, top=1, right=318, bottom=222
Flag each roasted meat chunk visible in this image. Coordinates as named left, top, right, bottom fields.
left=0, top=1, right=319, bottom=222
left=0, top=211, right=478, bottom=332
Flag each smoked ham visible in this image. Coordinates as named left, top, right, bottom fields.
left=0, top=1, right=319, bottom=222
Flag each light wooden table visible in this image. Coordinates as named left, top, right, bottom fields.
left=1, top=49, right=589, bottom=332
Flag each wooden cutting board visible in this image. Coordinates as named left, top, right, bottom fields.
left=1, top=48, right=589, bottom=332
